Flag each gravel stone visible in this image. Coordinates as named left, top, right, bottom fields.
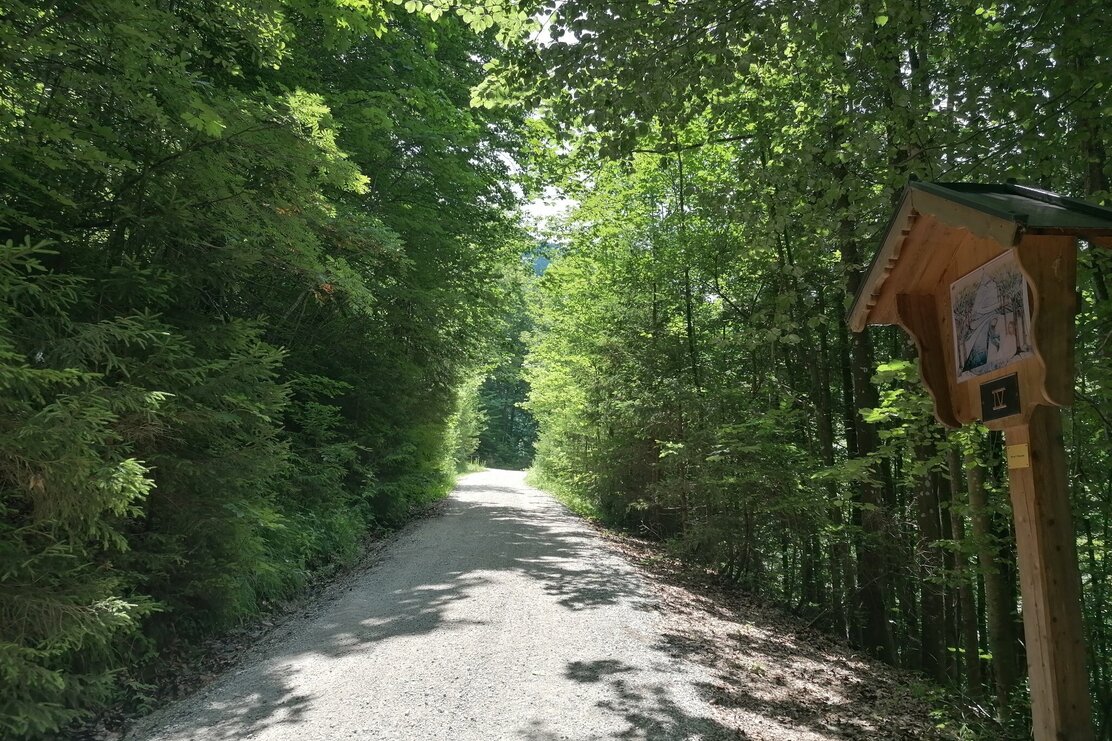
left=128, top=470, right=732, bottom=740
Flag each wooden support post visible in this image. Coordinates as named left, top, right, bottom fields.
left=1004, top=405, right=1093, bottom=741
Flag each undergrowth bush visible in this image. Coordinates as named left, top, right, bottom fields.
left=0, top=0, right=523, bottom=733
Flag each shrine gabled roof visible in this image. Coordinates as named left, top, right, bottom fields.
left=916, top=181, right=1112, bottom=234
left=847, top=181, right=1112, bottom=332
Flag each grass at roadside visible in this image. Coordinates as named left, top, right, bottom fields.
left=525, top=468, right=601, bottom=521
left=80, top=488, right=453, bottom=740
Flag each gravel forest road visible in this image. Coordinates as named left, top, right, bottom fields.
left=129, top=469, right=733, bottom=741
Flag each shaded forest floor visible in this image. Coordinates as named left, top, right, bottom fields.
left=592, top=528, right=965, bottom=740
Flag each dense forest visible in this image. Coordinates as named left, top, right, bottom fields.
left=512, top=0, right=1112, bottom=738
left=0, top=1, right=531, bottom=736
left=2, top=0, right=1110, bottom=738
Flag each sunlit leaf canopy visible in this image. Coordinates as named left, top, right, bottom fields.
left=0, top=0, right=535, bottom=735
left=1, top=0, right=1110, bottom=737
left=504, top=0, right=1112, bottom=735
left=482, top=0, right=1109, bottom=182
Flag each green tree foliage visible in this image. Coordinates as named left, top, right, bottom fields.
left=0, top=1, right=525, bottom=735
left=476, top=261, right=537, bottom=469
left=447, top=373, right=488, bottom=471
left=508, top=0, right=1112, bottom=735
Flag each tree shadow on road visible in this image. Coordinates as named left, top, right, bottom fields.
left=299, top=484, right=657, bottom=655
left=127, top=669, right=314, bottom=741
left=131, top=477, right=678, bottom=740
left=514, top=658, right=743, bottom=740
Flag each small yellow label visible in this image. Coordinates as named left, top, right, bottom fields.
left=1007, top=444, right=1030, bottom=469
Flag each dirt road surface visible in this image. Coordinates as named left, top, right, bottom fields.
left=129, top=469, right=733, bottom=740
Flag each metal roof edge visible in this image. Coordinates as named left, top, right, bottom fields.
left=910, top=181, right=1029, bottom=226
left=1008, top=183, right=1112, bottom=222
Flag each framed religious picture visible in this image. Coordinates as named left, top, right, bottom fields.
left=950, top=250, right=1033, bottom=384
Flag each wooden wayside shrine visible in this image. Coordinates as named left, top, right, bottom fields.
left=848, top=181, right=1112, bottom=741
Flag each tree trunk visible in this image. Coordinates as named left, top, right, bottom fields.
left=675, top=150, right=700, bottom=392
left=915, top=442, right=946, bottom=682
left=938, top=464, right=959, bottom=684
left=948, top=445, right=984, bottom=697
left=967, top=444, right=1022, bottom=720
left=814, top=290, right=849, bottom=638
left=838, top=179, right=895, bottom=663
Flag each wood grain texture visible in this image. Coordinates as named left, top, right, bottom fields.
left=1004, top=409, right=1094, bottom=741
left=1014, top=234, right=1077, bottom=407
left=895, top=293, right=960, bottom=428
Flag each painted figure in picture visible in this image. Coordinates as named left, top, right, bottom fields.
left=951, top=251, right=1033, bottom=383
left=960, top=278, right=1003, bottom=373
